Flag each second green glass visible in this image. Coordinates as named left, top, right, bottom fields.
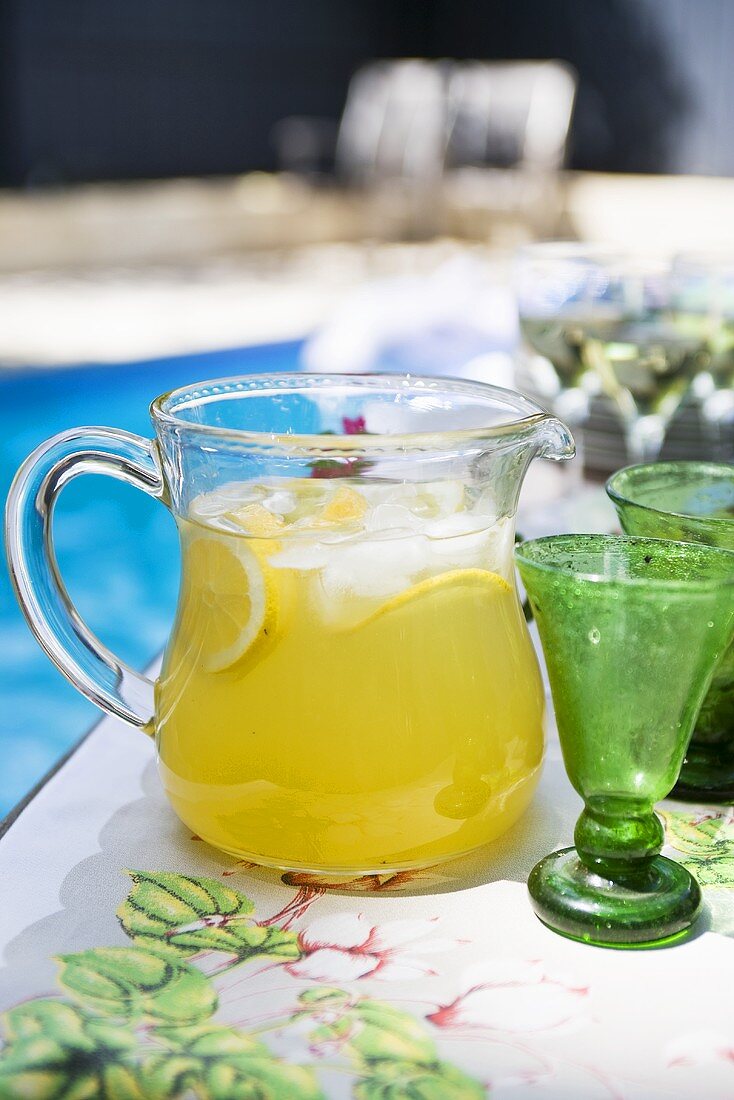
left=517, top=534, right=734, bottom=947
left=608, top=461, right=734, bottom=800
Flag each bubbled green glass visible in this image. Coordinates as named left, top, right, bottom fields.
left=516, top=533, right=734, bottom=947
left=608, top=462, right=734, bottom=800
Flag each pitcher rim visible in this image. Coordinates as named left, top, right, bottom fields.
left=151, top=371, right=557, bottom=452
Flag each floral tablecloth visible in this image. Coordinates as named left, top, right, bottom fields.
left=1, top=655, right=734, bottom=1100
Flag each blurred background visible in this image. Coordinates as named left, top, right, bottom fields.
left=3, top=0, right=734, bottom=814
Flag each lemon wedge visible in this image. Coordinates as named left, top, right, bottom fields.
left=320, top=485, right=367, bottom=524
left=186, top=535, right=280, bottom=672
left=358, top=568, right=512, bottom=627
left=224, top=502, right=286, bottom=538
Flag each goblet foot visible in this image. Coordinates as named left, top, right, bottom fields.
left=528, top=847, right=702, bottom=948
left=673, top=744, right=734, bottom=802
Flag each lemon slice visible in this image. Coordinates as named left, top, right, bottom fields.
left=359, top=568, right=512, bottom=627
left=224, top=502, right=286, bottom=537
left=320, top=485, right=367, bottom=524
left=186, top=535, right=280, bottom=672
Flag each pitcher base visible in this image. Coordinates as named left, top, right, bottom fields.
left=193, top=836, right=501, bottom=880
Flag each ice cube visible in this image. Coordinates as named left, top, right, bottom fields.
left=189, top=482, right=265, bottom=521
left=262, top=490, right=296, bottom=516
left=420, top=479, right=465, bottom=516
left=360, top=479, right=465, bottom=520
left=268, top=543, right=331, bottom=571
left=424, top=513, right=490, bottom=539
left=320, top=533, right=430, bottom=600
left=427, top=515, right=513, bottom=574
left=366, top=503, right=425, bottom=534
left=470, top=487, right=500, bottom=523
left=359, top=481, right=401, bottom=507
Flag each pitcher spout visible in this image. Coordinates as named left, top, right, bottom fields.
left=534, top=415, right=576, bottom=462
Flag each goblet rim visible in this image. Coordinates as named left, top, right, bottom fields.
left=515, top=532, right=734, bottom=590
left=607, top=461, right=734, bottom=528
left=672, top=248, right=734, bottom=276
left=515, top=240, right=624, bottom=262
left=515, top=241, right=668, bottom=276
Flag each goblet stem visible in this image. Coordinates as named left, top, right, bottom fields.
left=624, top=414, right=666, bottom=466
left=574, top=798, right=664, bottom=880
left=529, top=790, right=702, bottom=948
left=529, top=792, right=701, bottom=946
left=701, top=390, right=734, bottom=462
left=706, top=419, right=733, bottom=464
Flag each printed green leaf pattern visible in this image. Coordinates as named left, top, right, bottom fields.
left=662, top=810, right=734, bottom=888
left=57, top=947, right=217, bottom=1023
left=0, top=1000, right=145, bottom=1099
left=146, top=1025, right=324, bottom=1099
left=350, top=1000, right=437, bottom=1063
left=0, top=869, right=484, bottom=1099
left=354, top=1058, right=486, bottom=1100
left=118, top=869, right=301, bottom=963
left=297, top=990, right=485, bottom=1099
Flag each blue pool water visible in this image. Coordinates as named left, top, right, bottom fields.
left=0, top=341, right=302, bottom=815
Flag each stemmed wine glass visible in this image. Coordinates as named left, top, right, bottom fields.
left=517, top=244, right=711, bottom=466
left=515, top=243, right=613, bottom=474
left=516, top=532, right=734, bottom=947
left=607, top=460, right=734, bottom=802
left=672, top=251, right=734, bottom=461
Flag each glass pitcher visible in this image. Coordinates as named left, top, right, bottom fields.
left=6, top=374, right=574, bottom=873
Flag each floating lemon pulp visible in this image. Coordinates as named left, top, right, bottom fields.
left=185, top=536, right=280, bottom=672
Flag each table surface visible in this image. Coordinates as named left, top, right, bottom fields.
left=5, top=171, right=734, bottom=368
left=2, top=646, right=734, bottom=1100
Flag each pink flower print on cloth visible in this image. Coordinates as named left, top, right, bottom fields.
left=287, top=913, right=463, bottom=982
left=666, top=1030, right=734, bottom=1068
left=662, top=1030, right=734, bottom=1099
left=428, top=959, right=590, bottom=1034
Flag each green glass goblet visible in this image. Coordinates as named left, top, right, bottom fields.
left=516, top=533, right=734, bottom=947
left=608, top=462, right=734, bottom=801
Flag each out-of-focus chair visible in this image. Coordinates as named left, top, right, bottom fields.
left=273, top=59, right=447, bottom=238
left=273, top=59, right=447, bottom=186
left=274, top=58, right=576, bottom=176
left=334, top=59, right=447, bottom=185
left=443, top=60, right=577, bottom=239
left=445, top=61, right=576, bottom=172
left=272, top=57, right=577, bottom=238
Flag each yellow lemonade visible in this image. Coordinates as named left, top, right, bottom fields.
left=156, top=479, right=545, bottom=871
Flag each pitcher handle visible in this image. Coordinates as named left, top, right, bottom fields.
left=5, top=427, right=167, bottom=733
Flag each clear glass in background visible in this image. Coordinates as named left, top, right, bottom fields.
left=672, top=251, right=734, bottom=461
left=515, top=242, right=613, bottom=475
left=516, top=533, right=734, bottom=947
left=517, top=243, right=711, bottom=468
left=607, top=461, right=734, bottom=802
left=6, top=373, right=574, bottom=874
